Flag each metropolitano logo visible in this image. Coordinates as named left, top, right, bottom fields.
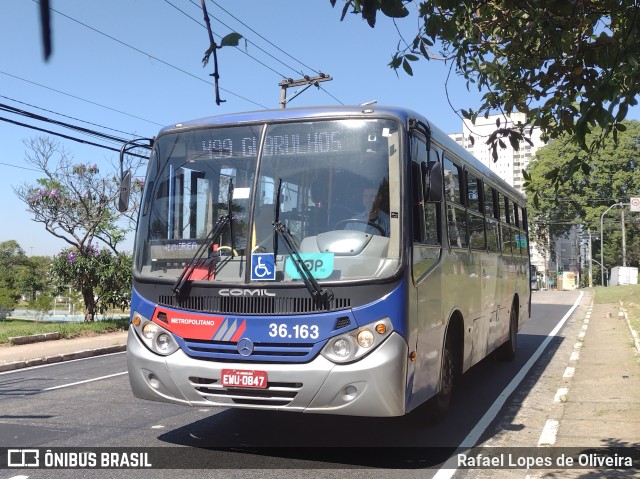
left=7, top=449, right=40, bottom=467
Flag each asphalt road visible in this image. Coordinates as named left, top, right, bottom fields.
left=0, top=290, right=581, bottom=479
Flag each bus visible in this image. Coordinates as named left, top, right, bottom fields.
left=119, top=106, right=530, bottom=417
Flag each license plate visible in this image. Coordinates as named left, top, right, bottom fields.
left=220, top=369, right=268, bottom=389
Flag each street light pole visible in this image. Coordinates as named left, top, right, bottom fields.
left=600, top=202, right=623, bottom=286
left=592, top=258, right=608, bottom=286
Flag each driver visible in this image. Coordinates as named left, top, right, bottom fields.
left=346, top=185, right=390, bottom=236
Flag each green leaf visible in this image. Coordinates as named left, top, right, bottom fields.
left=220, top=32, right=243, bottom=48
left=402, top=58, right=414, bottom=76
left=380, top=0, right=409, bottom=18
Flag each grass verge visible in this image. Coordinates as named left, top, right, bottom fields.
left=594, top=284, right=640, bottom=336
left=0, top=318, right=129, bottom=346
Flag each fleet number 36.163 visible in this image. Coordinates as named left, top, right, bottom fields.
left=268, top=323, right=319, bottom=339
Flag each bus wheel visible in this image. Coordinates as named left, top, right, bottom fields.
left=423, top=332, right=456, bottom=422
left=497, top=306, right=518, bottom=361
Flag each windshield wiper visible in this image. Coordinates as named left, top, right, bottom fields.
left=173, top=180, right=234, bottom=300
left=272, top=178, right=334, bottom=309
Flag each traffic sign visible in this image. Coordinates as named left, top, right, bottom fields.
left=631, top=197, right=640, bottom=213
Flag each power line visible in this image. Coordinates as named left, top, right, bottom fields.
left=0, top=116, right=148, bottom=159
left=0, top=95, right=141, bottom=139
left=0, top=116, right=122, bottom=153
left=165, top=0, right=289, bottom=79
left=209, top=0, right=322, bottom=76
left=0, top=161, right=41, bottom=172
left=33, top=0, right=269, bottom=109
left=0, top=102, right=132, bottom=146
left=182, top=0, right=344, bottom=105
left=0, top=70, right=164, bottom=127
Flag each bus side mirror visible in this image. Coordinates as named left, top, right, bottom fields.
left=118, top=170, right=131, bottom=212
left=422, top=161, right=443, bottom=203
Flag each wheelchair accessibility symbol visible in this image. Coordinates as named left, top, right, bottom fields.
left=251, top=253, right=276, bottom=281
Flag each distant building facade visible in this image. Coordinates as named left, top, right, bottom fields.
left=449, top=112, right=544, bottom=196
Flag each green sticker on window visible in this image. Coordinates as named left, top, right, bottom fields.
left=285, top=253, right=334, bottom=280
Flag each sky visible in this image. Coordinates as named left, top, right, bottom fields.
left=1, top=0, right=499, bottom=256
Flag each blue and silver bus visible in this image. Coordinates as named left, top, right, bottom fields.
left=120, top=106, right=530, bottom=417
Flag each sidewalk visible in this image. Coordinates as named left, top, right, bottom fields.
left=0, top=330, right=127, bottom=372
left=536, top=294, right=640, bottom=478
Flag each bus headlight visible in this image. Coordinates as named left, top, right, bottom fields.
left=321, top=318, right=393, bottom=364
left=333, top=338, right=352, bottom=357
left=142, top=321, right=158, bottom=339
left=132, top=311, right=179, bottom=356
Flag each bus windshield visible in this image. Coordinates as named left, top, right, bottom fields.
left=134, top=118, right=401, bottom=284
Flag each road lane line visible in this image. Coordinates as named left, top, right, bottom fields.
left=433, top=291, right=584, bottom=479
left=42, top=371, right=127, bottom=391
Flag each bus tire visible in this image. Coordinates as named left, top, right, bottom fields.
left=423, top=330, right=456, bottom=422
left=496, top=303, right=518, bottom=361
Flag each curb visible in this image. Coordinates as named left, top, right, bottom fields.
left=621, top=308, right=640, bottom=356
left=0, top=344, right=127, bottom=373
left=9, top=332, right=62, bottom=345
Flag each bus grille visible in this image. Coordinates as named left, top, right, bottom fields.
left=189, top=376, right=302, bottom=407
left=158, top=294, right=351, bottom=315
left=180, top=339, right=321, bottom=363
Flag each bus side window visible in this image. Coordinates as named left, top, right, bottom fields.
left=411, top=134, right=441, bottom=245
left=424, top=146, right=442, bottom=245
left=443, top=155, right=467, bottom=248
left=411, top=159, right=425, bottom=242
left=443, top=156, right=463, bottom=205
left=466, top=171, right=485, bottom=250
left=466, top=171, right=480, bottom=212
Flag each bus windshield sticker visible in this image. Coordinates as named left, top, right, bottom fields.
left=284, top=253, right=334, bottom=280
left=251, top=253, right=276, bottom=281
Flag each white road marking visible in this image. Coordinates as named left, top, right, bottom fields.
left=554, top=388, right=569, bottom=403
left=537, top=419, right=560, bottom=446
left=563, top=367, right=575, bottom=379
left=42, top=371, right=127, bottom=391
left=433, top=292, right=584, bottom=479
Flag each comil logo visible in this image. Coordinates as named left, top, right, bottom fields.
left=8, top=449, right=39, bottom=467
left=219, top=289, right=276, bottom=297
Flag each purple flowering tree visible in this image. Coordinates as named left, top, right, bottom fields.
left=14, top=136, right=143, bottom=321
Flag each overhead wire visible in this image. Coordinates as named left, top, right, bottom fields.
left=0, top=102, right=134, bottom=146
left=0, top=95, right=141, bottom=139
left=0, top=116, right=135, bottom=156
left=165, top=0, right=290, bottom=79
left=209, top=0, right=322, bottom=77
left=185, top=0, right=344, bottom=105
left=32, top=0, right=269, bottom=109
left=0, top=70, right=163, bottom=127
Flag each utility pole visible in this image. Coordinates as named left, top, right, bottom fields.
left=621, top=208, right=627, bottom=266
left=279, top=74, right=333, bottom=108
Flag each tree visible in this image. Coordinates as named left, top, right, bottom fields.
left=16, top=255, right=52, bottom=302
left=333, top=0, right=640, bottom=191
left=526, top=120, right=640, bottom=283
left=0, top=240, right=29, bottom=317
left=14, top=136, right=142, bottom=321
left=50, top=247, right=133, bottom=320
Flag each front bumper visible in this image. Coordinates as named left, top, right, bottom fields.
left=127, top=328, right=408, bottom=417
